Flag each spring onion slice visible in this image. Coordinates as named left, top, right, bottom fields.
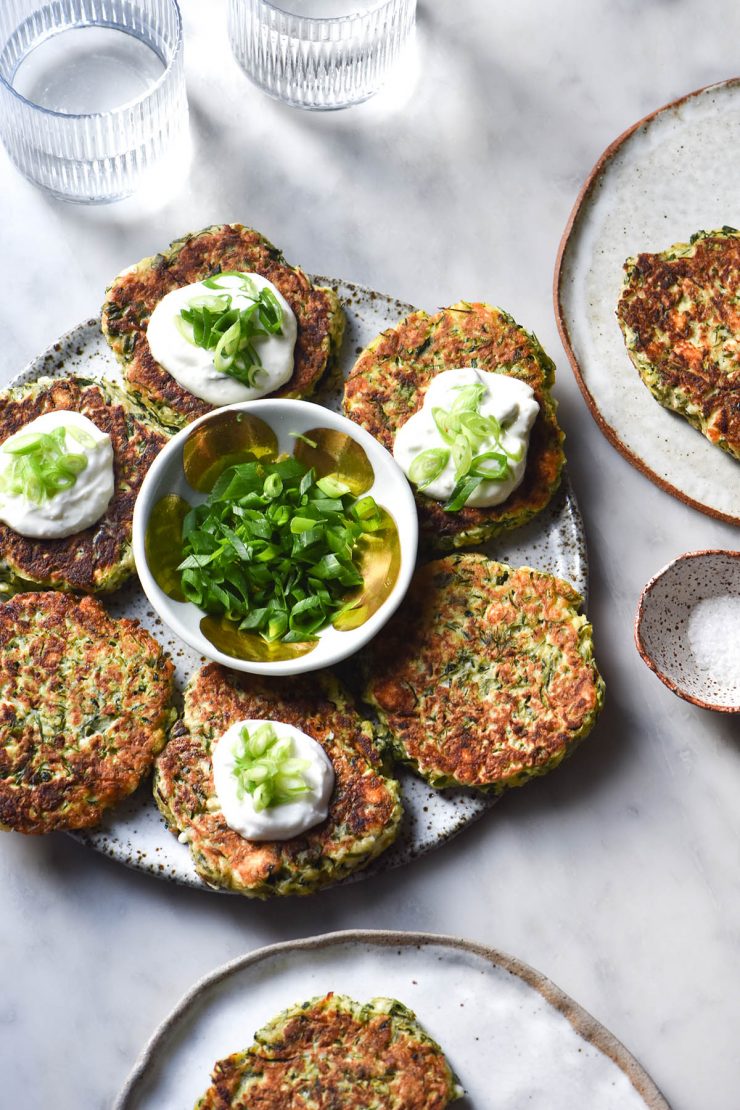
left=449, top=382, right=486, bottom=413
left=408, top=447, right=449, bottom=490
left=444, top=474, right=482, bottom=512
left=469, top=451, right=510, bottom=480
left=177, top=458, right=380, bottom=643
left=231, top=722, right=311, bottom=812
left=289, top=432, right=319, bottom=449
left=0, top=427, right=89, bottom=504
left=176, top=273, right=284, bottom=388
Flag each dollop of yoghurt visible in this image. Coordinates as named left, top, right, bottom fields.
left=146, top=273, right=297, bottom=406
left=211, top=719, right=335, bottom=841
left=393, top=367, right=540, bottom=508
left=0, top=410, right=114, bottom=539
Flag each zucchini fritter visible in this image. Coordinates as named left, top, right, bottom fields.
left=617, top=227, right=740, bottom=459
left=0, top=376, right=168, bottom=595
left=154, top=665, right=403, bottom=897
left=0, top=592, right=175, bottom=834
left=101, top=223, right=345, bottom=429
left=195, top=993, right=462, bottom=1109
left=343, top=301, right=565, bottom=549
left=362, top=554, right=604, bottom=791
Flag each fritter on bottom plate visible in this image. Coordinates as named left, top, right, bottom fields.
left=362, top=553, right=604, bottom=790
left=0, top=592, right=175, bottom=834
left=101, top=223, right=345, bottom=429
left=617, top=227, right=740, bottom=459
left=195, top=993, right=463, bottom=1109
left=343, top=301, right=565, bottom=550
left=0, top=376, right=169, bottom=595
left=154, top=665, right=403, bottom=897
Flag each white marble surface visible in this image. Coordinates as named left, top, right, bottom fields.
left=1, top=2, right=739, bottom=1107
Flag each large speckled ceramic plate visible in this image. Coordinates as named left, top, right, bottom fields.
left=114, top=930, right=669, bottom=1109
left=8, top=278, right=587, bottom=892
left=555, top=78, right=740, bottom=525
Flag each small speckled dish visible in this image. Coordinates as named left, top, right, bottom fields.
left=635, top=550, right=740, bottom=713
left=133, top=398, right=418, bottom=676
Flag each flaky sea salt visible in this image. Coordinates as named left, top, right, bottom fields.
left=687, top=596, right=740, bottom=691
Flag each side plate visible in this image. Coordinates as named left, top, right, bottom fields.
left=555, top=78, right=740, bottom=525
left=114, top=930, right=669, bottom=1109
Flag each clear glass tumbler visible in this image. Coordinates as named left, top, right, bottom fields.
left=0, top=0, right=188, bottom=203
left=228, top=0, right=416, bottom=111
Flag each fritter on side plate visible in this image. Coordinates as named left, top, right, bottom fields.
left=101, top=223, right=345, bottom=429
left=617, top=226, right=740, bottom=459
left=343, top=301, right=565, bottom=550
left=154, top=665, right=403, bottom=897
left=0, top=376, right=168, bottom=595
left=0, top=592, right=175, bottom=834
left=195, top=993, right=463, bottom=1109
left=362, top=553, right=604, bottom=791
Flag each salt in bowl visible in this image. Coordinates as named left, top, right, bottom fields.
left=635, top=549, right=740, bottom=713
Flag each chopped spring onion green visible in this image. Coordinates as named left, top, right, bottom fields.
left=444, top=474, right=483, bottom=512
left=231, top=722, right=311, bottom=812
left=176, top=272, right=284, bottom=389
left=407, top=382, right=524, bottom=512
left=289, top=432, right=319, bottom=449
left=0, top=426, right=90, bottom=504
left=408, top=447, right=449, bottom=490
left=177, top=457, right=383, bottom=643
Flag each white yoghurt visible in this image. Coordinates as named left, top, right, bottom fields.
left=211, top=719, right=335, bottom=841
left=146, top=273, right=298, bottom=406
left=0, top=410, right=114, bottom=539
left=393, top=367, right=540, bottom=507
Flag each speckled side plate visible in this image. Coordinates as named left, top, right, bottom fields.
left=555, top=78, right=740, bottom=525
left=9, top=278, right=587, bottom=891
left=114, top=930, right=669, bottom=1109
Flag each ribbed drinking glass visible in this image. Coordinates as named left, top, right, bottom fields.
left=0, top=0, right=188, bottom=203
left=228, top=0, right=416, bottom=111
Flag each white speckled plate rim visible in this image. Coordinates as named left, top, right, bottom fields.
left=113, top=929, right=670, bottom=1110
left=555, top=77, right=740, bottom=525
left=8, top=277, right=588, bottom=891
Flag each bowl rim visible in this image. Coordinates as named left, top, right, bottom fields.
left=132, top=398, right=418, bottom=676
left=251, top=0, right=406, bottom=25
left=634, top=548, right=740, bottom=714
left=0, top=0, right=184, bottom=120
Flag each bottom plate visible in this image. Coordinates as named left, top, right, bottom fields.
left=115, top=930, right=669, bottom=1110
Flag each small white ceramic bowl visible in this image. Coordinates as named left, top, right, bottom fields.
left=133, top=399, right=418, bottom=676
left=635, top=549, right=740, bottom=713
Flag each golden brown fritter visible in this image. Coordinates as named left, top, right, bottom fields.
left=154, top=665, right=402, bottom=897
left=343, top=301, right=565, bottom=550
left=617, top=227, right=740, bottom=458
left=101, top=224, right=345, bottom=429
left=195, top=994, right=462, bottom=1109
left=0, top=592, right=175, bottom=834
left=0, top=376, right=168, bottom=594
left=362, top=554, right=604, bottom=790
